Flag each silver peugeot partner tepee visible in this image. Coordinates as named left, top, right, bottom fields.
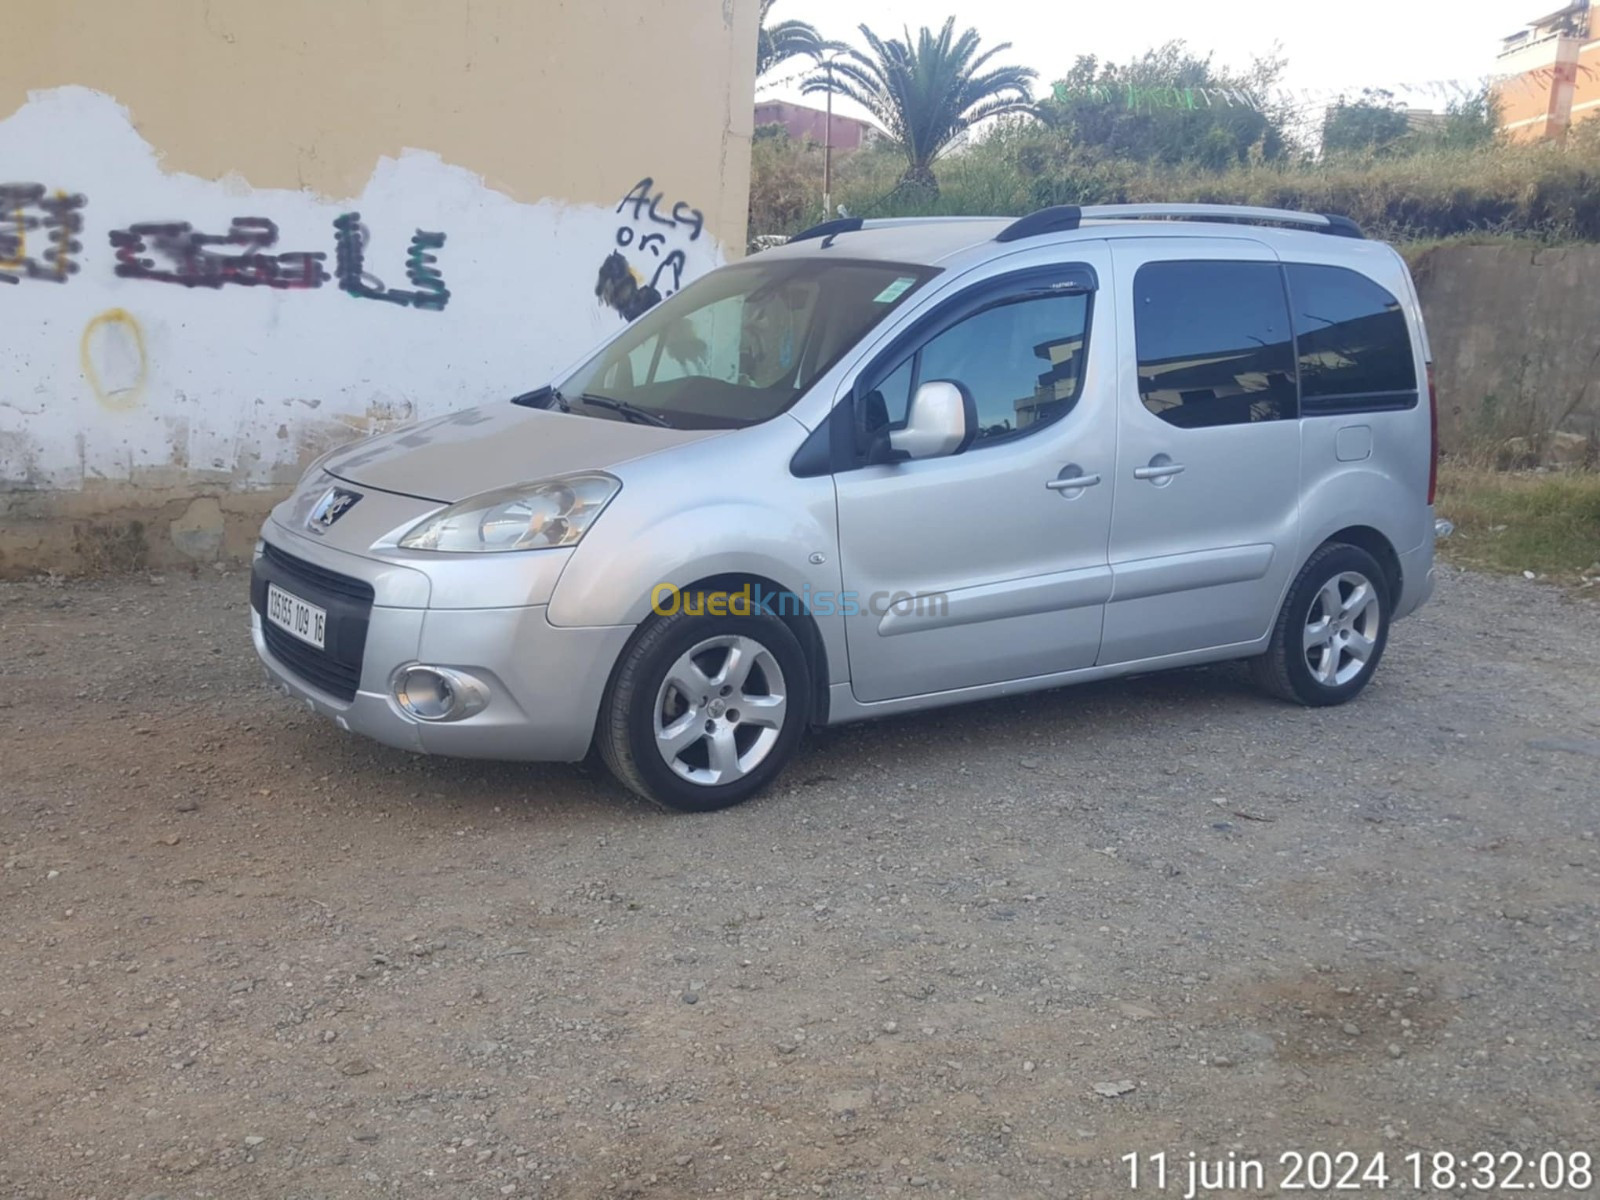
left=253, top=204, right=1440, bottom=811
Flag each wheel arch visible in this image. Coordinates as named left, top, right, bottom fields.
left=633, top=571, right=832, bottom=727
left=1320, top=525, right=1402, bottom=603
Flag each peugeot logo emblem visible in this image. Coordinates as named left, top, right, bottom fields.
left=307, top=486, right=363, bottom=533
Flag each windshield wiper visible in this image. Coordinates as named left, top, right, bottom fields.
left=575, top=393, right=673, bottom=428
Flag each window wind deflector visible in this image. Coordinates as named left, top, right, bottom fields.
left=511, top=385, right=561, bottom=409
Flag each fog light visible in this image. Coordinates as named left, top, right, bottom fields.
left=392, top=666, right=489, bottom=722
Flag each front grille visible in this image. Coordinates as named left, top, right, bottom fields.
left=253, top=543, right=375, bottom=704
left=262, top=622, right=363, bottom=701
left=261, top=542, right=375, bottom=603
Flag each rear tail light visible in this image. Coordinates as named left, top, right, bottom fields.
left=1426, top=362, right=1438, bottom=506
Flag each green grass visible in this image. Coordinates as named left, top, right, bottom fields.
left=1435, top=464, right=1600, bottom=583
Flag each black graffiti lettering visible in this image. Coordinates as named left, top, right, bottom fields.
left=616, top=178, right=703, bottom=241
left=649, top=249, right=686, bottom=295
left=670, top=200, right=704, bottom=241
left=0, top=183, right=86, bottom=284
left=333, top=212, right=451, bottom=311
left=108, top=217, right=329, bottom=289
left=597, top=177, right=703, bottom=322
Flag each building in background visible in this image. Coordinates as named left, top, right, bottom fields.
left=1496, top=0, right=1599, bottom=140
left=0, top=0, right=757, bottom=575
left=755, top=100, right=877, bottom=152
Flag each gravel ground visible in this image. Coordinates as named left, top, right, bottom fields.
left=2, top=565, right=1598, bottom=1200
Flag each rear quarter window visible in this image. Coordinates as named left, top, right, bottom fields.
left=1284, top=263, right=1418, bottom=415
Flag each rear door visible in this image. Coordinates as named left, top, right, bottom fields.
left=1100, top=237, right=1302, bottom=664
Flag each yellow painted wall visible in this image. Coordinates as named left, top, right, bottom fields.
left=3, top=0, right=757, bottom=250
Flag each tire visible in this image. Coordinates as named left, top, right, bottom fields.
left=597, top=600, right=811, bottom=812
left=1252, top=542, right=1391, bottom=707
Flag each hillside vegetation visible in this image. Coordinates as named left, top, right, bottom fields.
left=751, top=123, right=1600, bottom=245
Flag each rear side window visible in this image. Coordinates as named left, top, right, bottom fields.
left=1284, top=263, right=1417, bottom=414
left=1133, top=261, right=1296, bottom=428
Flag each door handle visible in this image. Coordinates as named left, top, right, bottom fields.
left=1046, top=465, right=1101, bottom=492
left=1133, top=462, right=1185, bottom=481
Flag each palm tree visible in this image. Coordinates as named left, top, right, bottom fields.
left=758, top=0, right=828, bottom=79
left=802, top=19, right=1037, bottom=194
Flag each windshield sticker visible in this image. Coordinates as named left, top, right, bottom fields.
left=873, top=277, right=917, bottom=304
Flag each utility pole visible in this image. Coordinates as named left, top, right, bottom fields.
left=822, top=56, right=835, bottom=220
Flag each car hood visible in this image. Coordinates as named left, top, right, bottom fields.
left=320, top=404, right=725, bottom=503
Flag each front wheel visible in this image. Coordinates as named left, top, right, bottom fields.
left=1252, top=542, right=1391, bottom=706
left=596, top=604, right=811, bottom=812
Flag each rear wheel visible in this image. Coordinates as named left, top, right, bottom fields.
left=597, top=604, right=810, bottom=812
left=1252, top=542, right=1390, bottom=706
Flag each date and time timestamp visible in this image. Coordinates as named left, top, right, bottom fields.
left=1122, top=1149, right=1593, bottom=1197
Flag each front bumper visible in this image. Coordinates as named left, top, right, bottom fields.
left=251, top=524, right=633, bottom=762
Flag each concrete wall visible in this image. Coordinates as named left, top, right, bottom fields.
left=1, top=0, right=756, bottom=575
left=1411, top=243, right=1600, bottom=450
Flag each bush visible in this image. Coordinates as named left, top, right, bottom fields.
left=788, top=125, right=1600, bottom=244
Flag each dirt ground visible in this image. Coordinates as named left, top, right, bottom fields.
left=2, top=564, right=1598, bottom=1200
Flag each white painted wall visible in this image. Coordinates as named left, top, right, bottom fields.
left=0, top=87, right=726, bottom=494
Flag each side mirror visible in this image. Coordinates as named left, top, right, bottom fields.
left=887, top=380, right=975, bottom=461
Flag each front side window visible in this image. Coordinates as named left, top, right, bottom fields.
left=1286, top=263, right=1417, bottom=413
left=867, top=291, right=1092, bottom=446
left=1133, top=260, right=1296, bottom=428
left=559, top=258, right=935, bottom=430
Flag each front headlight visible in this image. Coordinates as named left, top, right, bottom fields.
left=398, top=472, right=621, bottom=553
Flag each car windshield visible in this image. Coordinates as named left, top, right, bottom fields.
left=556, top=256, right=937, bottom=430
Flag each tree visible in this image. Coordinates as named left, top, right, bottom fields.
left=1322, top=89, right=1412, bottom=156
left=757, top=0, right=828, bottom=79
left=802, top=18, right=1037, bottom=194
left=1038, top=42, right=1293, bottom=170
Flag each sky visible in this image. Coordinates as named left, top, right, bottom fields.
left=759, top=0, right=1523, bottom=122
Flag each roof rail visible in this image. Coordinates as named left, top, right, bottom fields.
left=789, top=215, right=1002, bottom=246
left=995, top=203, right=1364, bottom=243
left=790, top=216, right=864, bottom=244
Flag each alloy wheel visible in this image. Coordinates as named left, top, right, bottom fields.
left=1303, top=570, right=1382, bottom=687
left=652, top=635, right=788, bottom=786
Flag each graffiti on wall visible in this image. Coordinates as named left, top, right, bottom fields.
left=109, top=217, right=328, bottom=289
left=333, top=213, right=450, bottom=310
left=1, top=183, right=451, bottom=310
left=0, top=183, right=86, bottom=284
left=595, top=177, right=704, bottom=322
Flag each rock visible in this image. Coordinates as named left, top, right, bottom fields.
left=322, top=1030, right=338, bottom=1043
left=828, top=1089, right=873, bottom=1114
left=243, top=1135, right=265, bottom=1147
left=1210, top=1056, right=1236, bottom=1068
left=881, top=1020, right=899, bottom=1034
left=1092, top=1079, right=1136, bottom=1098
left=339, top=1058, right=373, bottom=1076
left=1117, top=1002, right=1159, bottom=1021
left=1387, top=1043, right=1404, bottom=1059
left=674, top=1154, right=693, bottom=1167
left=159, top=834, right=182, bottom=847
left=681, top=991, right=699, bottom=1005
left=1020, top=757, right=1042, bottom=770
left=1342, top=1022, right=1362, bottom=1036
left=176, top=800, right=199, bottom=813
left=1527, top=737, right=1600, bottom=759
left=1022, top=1060, right=1036, bottom=1073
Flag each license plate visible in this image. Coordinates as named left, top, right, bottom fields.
left=266, top=583, right=327, bottom=650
